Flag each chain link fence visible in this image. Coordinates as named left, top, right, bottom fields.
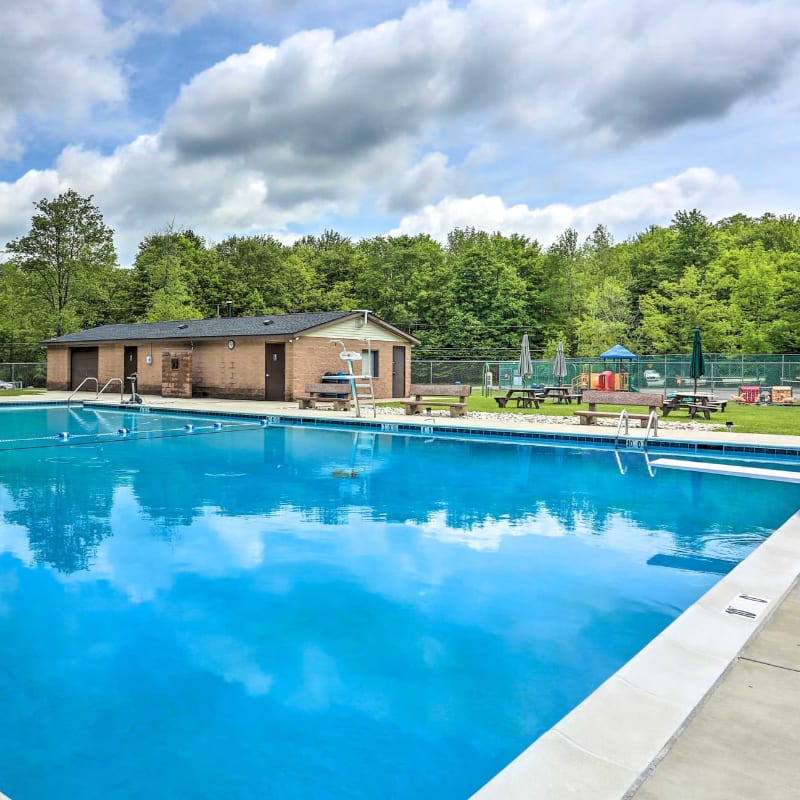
left=0, top=363, right=48, bottom=388
left=412, top=355, right=800, bottom=394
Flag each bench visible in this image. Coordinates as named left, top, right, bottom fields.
left=295, top=382, right=352, bottom=411
left=573, top=390, right=663, bottom=427
left=402, top=384, right=471, bottom=417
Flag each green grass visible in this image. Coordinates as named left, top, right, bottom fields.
left=464, top=393, right=800, bottom=436
left=0, top=389, right=44, bottom=397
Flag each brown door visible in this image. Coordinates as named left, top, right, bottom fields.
left=70, top=347, right=98, bottom=390
left=392, top=346, right=405, bottom=397
left=264, top=344, right=286, bottom=400
left=124, top=346, right=138, bottom=395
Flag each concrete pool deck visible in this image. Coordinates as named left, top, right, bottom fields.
left=3, top=391, right=800, bottom=800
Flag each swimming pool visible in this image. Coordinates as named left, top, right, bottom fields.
left=0, top=406, right=797, bottom=799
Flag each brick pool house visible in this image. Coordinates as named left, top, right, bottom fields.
left=44, top=311, right=419, bottom=401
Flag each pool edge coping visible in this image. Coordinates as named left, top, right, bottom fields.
left=468, top=510, right=800, bottom=800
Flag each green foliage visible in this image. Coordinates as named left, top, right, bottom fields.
left=5, top=189, right=117, bottom=337
left=3, top=191, right=800, bottom=358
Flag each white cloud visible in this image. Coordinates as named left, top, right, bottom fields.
left=0, top=0, right=797, bottom=262
left=162, top=0, right=800, bottom=160
left=0, top=0, right=127, bottom=159
left=389, top=168, right=747, bottom=246
left=381, top=152, right=457, bottom=212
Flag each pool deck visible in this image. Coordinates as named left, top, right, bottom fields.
left=3, top=392, right=800, bottom=800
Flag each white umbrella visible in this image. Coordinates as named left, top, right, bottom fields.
left=518, top=334, right=533, bottom=387
left=553, top=341, right=567, bottom=386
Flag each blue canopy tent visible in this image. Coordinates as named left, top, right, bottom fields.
left=599, top=344, right=637, bottom=390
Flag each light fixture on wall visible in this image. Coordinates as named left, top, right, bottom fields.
left=227, top=339, right=236, bottom=350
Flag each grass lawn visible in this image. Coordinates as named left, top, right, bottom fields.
left=463, top=393, right=800, bottom=436
left=0, top=389, right=44, bottom=398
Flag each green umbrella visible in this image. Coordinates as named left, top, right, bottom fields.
left=690, top=328, right=705, bottom=394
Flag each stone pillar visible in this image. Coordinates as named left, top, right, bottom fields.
left=161, top=351, right=193, bottom=397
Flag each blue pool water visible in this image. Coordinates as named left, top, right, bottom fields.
left=0, top=407, right=798, bottom=799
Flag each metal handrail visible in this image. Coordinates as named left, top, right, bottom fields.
left=97, top=377, right=124, bottom=403
left=644, top=409, right=659, bottom=441
left=614, top=408, right=629, bottom=438
left=67, top=377, right=99, bottom=405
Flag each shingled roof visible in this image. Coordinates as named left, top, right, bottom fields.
left=44, top=312, right=364, bottom=344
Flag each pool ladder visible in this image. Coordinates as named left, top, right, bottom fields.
left=67, top=377, right=125, bottom=405
left=614, top=409, right=658, bottom=442
left=614, top=409, right=659, bottom=476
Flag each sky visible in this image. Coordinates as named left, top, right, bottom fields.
left=0, top=0, right=798, bottom=266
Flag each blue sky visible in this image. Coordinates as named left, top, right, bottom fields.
left=0, top=0, right=798, bottom=265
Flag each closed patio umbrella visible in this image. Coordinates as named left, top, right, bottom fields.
left=553, top=340, right=567, bottom=386
left=518, top=334, right=533, bottom=387
left=690, top=328, right=705, bottom=394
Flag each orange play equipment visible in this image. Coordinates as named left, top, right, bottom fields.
left=576, top=365, right=629, bottom=392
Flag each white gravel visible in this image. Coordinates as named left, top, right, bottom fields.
left=373, top=405, right=722, bottom=431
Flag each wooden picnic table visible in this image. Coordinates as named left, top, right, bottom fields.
left=494, top=388, right=543, bottom=409
left=540, top=386, right=581, bottom=404
left=662, top=393, right=727, bottom=419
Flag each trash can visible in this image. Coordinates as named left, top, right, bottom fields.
left=739, top=386, right=759, bottom=404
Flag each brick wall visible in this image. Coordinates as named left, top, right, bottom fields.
left=191, top=340, right=266, bottom=399
left=289, top=338, right=408, bottom=399
left=45, top=348, right=70, bottom=390
left=46, top=333, right=412, bottom=400
left=161, top=351, right=193, bottom=397
left=97, top=345, right=123, bottom=390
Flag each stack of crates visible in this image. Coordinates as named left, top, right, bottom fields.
left=771, top=386, right=793, bottom=404
left=739, top=386, right=760, bottom=403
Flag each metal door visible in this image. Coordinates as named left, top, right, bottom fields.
left=124, top=346, right=138, bottom=395
left=392, top=346, right=405, bottom=397
left=265, top=344, right=286, bottom=400
left=70, top=347, right=98, bottom=390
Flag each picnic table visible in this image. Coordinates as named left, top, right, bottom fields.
left=494, top=388, right=544, bottom=409
left=540, top=386, right=581, bottom=404
left=662, top=393, right=727, bottom=420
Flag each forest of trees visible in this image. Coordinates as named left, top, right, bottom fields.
left=2, top=190, right=799, bottom=361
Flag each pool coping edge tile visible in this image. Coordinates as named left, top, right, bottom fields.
left=470, top=510, right=800, bottom=800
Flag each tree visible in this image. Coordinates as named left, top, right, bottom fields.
left=6, top=189, right=117, bottom=336
left=575, top=277, right=634, bottom=356
left=125, top=226, right=209, bottom=321
left=143, top=273, right=204, bottom=322
left=666, top=209, right=719, bottom=274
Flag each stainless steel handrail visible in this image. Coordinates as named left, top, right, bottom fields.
left=614, top=408, right=629, bottom=438
left=644, top=409, right=659, bottom=441
left=67, top=377, right=99, bottom=405
left=97, top=377, right=124, bottom=403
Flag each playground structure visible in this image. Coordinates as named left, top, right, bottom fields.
left=573, top=365, right=630, bottom=392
